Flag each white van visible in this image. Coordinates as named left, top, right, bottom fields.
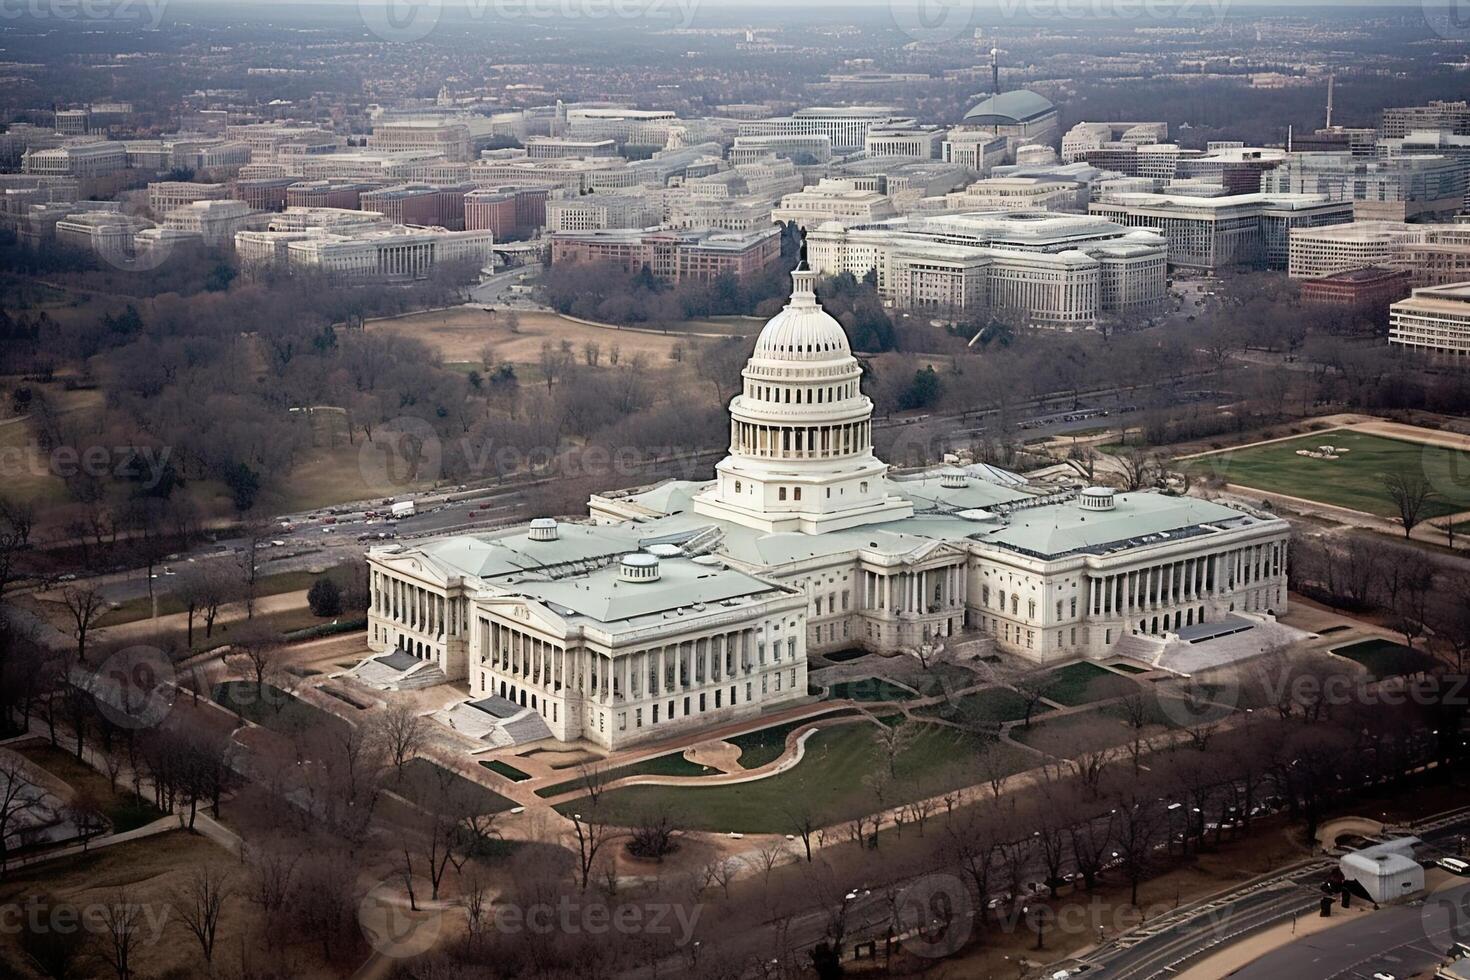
left=1436, top=857, right=1470, bottom=876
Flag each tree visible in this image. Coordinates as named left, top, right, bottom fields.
left=1384, top=472, right=1435, bottom=540
left=898, top=366, right=943, bottom=411
left=228, top=622, right=283, bottom=699
left=1119, top=449, right=1160, bottom=491
left=869, top=714, right=919, bottom=778
left=0, top=755, right=47, bottom=871
left=174, top=864, right=232, bottom=964
left=96, top=889, right=143, bottom=980
left=59, top=584, right=106, bottom=664
left=628, top=805, right=680, bottom=861
left=373, top=702, right=426, bottom=776
left=307, top=576, right=343, bottom=617
left=569, top=809, right=613, bottom=891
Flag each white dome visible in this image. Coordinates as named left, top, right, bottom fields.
left=751, top=267, right=851, bottom=362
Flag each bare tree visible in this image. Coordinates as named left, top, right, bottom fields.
left=0, top=756, right=47, bottom=871
left=59, top=585, right=107, bottom=664
left=372, top=702, right=427, bottom=777
left=1118, top=449, right=1160, bottom=492
left=569, top=809, right=613, bottom=892
left=227, top=621, right=283, bottom=699
left=174, top=864, right=232, bottom=964
left=96, top=889, right=142, bottom=980
left=1384, top=472, right=1436, bottom=540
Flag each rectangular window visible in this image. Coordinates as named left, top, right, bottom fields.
left=635, top=709, right=642, bottom=728
left=653, top=704, right=659, bottom=723
left=699, top=693, right=707, bottom=711
left=683, top=696, right=690, bottom=715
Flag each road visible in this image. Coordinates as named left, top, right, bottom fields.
left=1085, top=810, right=1470, bottom=980
left=1227, top=880, right=1470, bottom=980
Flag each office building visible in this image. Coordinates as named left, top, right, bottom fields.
left=1089, top=192, right=1354, bottom=271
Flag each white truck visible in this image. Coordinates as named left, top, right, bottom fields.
left=390, top=500, right=416, bottom=520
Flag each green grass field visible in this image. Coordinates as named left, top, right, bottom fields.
left=534, top=750, right=714, bottom=798
left=917, top=687, right=1038, bottom=727
left=1184, top=431, right=1465, bottom=520
left=724, top=709, right=857, bottom=770
left=1331, top=638, right=1438, bottom=680
left=1041, top=662, right=1137, bottom=706
left=824, top=677, right=917, bottom=702
left=557, top=719, right=1034, bottom=832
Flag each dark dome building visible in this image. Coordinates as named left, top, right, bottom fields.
left=955, top=89, right=1060, bottom=160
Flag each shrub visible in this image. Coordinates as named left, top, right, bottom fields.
left=307, top=576, right=343, bottom=617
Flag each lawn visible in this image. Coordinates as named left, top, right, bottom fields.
left=212, top=680, right=351, bottom=738
left=396, top=758, right=518, bottom=813
left=95, top=568, right=327, bottom=627
left=559, top=719, right=1035, bottom=832
left=1041, top=662, right=1137, bottom=706
left=1183, top=431, right=1464, bottom=520
left=481, top=759, right=532, bottom=782
left=1010, top=710, right=1151, bottom=753
left=534, top=750, right=713, bottom=798
left=725, top=708, right=856, bottom=770
left=15, top=743, right=166, bottom=833
left=1331, top=638, right=1439, bottom=680
left=824, top=677, right=917, bottom=702
left=917, top=687, right=1039, bottom=728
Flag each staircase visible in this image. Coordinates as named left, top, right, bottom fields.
left=1109, top=632, right=1167, bottom=667
left=430, top=700, right=553, bottom=748
left=351, top=655, right=447, bottom=692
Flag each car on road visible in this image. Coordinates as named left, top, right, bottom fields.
left=1436, top=857, right=1470, bottom=876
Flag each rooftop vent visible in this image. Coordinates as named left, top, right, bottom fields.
left=620, top=552, right=661, bottom=583
left=940, top=468, right=969, bottom=489
left=528, top=518, right=559, bottom=542
left=1080, top=487, right=1116, bottom=512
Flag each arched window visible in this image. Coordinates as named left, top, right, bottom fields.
left=779, top=487, right=787, bottom=501
left=793, top=488, right=802, bottom=501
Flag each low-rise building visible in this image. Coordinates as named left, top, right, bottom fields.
left=551, top=226, right=782, bottom=284
left=807, top=211, right=1168, bottom=327
left=1089, top=192, right=1354, bottom=272
left=864, top=124, right=946, bottom=160
left=729, top=134, right=833, bottom=165
left=545, top=192, right=662, bottom=233
left=1289, top=221, right=1470, bottom=285
left=147, top=181, right=229, bottom=217
left=771, top=179, right=897, bottom=227
left=162, top=199, right=259, bottom=247
left=1390, top=282, right=1470, bottom=361
left=945, top=176, right=1089, bottom=213
left=1299, top=266, right=1411, bottom=309
left=360, top=183, right=475, bottom=231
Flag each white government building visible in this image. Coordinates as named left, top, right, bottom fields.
left=363, top=257, right=1290, bottom=748
left=805, top=211, right=1169, bottom=327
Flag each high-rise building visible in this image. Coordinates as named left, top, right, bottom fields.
left=1262, top=151, right=1466, bottom=222
left=1381, top=101, right=1470, bottom=139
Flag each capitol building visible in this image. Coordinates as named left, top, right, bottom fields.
left=365, top=260, right=1291, bottom=749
